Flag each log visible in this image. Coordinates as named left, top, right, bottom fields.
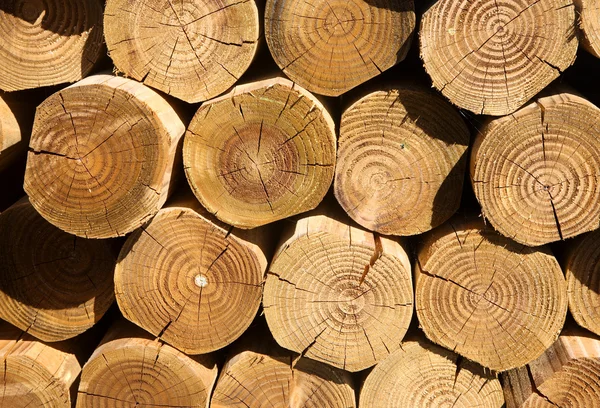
left=360, top=337, right=504, bottom=408
left=0, top=0, right=104, bottom=91
left=502, top=326, right=600, bottom=407
left=24, top=74, right=186, bottom=239
left=470, top=91, right=600, bottom=246
left=211, top=323, right=356, bottom=408
left=115, top=190, right=272, bottom=354
left=0, top=322, right=81, bottom=407
left=334, top=85, right=470, bottom=236
left=77, top=320, right=217, bottom=407
left=183, top=77, right=336, bottom=229
left=264, top=0, right=415, bottom=96
left=564, top=229, right=600, bottom=336
left=262, top=204, right=413, bottom=372
left=0, top=94, right=26, bottom=173
left=420, top=0, right=578, bottom=115
left=0, top=198, right=116, bottom=342
left=415, top=217, right=568, bottom=372
left=104, top=0, right=259, bottom=103
left=574, top=0, right=600, bottom=58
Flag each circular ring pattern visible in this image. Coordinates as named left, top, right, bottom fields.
left=24, top=75, right=185, bottom=239
left=263, top=228, right=413, bottom=372
left=115, top=207, right=265, bottom=354
left=0, top=0, right=104, bottom=91
left=183, top=77, right=336, bottom=228
left=335, top=87, right=469, bottom=235
left=265, top=0, right=415, bottom=96
left=104, top=0, right=259, bottom=103
left=471, top=93, right=600, bottom=246
left=0, top=199, right=115, bottom=342
left=420, top=0, right=578, bottom=115
left=416, top=219, right=567, bottom=371
left=360, top=340, right=504, bottom=408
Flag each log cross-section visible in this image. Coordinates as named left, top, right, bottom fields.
left=420, top=0, right=578, bottom=115
left=470, top=91, right=600, bottom=246
left=104, top=0, right=260, bottom=103
left=183, top=77, right=336, bottom=228
left=360, top=338, right=504, bottom=408
left=0, top=0, right=104, bottom=91
left=263, top=206, right=413, bottom=372
left=24, top=74, right=185, bottom=239
left=415, top=217, right=568, bottom=372
left=265, top=0, right=415, bottom=96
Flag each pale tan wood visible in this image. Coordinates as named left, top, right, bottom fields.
left=415, top=217, right=568, bottom=372
left=335, top=85, right=470, bottom=236
left=104, top=0, right=259, bottom=103
left=502, top=326, right=600, bottom=407
left=574, top=0, right=600, bottom=58
left=183, top=77, right=336, bottom=228
left=0, top=322, right=81, bottom=407
left=0, top=93, right=26, bottom=173
left=360, top=337, right=504, bottom=408
left=0, top=198, right=116, bottom=342
left=77, top=320, right=218, bottom=407
left=420, top=0, right=578, bottom=115
left=211, top=326, right=356, bottom=408
left=115, top=190, right=272, bottom=354
left=564, top=230, right=600, bottom=336
left=24, top=74, right=185, bottom=239
left=262, top=202, right=413, bottom=372
left=470, top=91, right=600, bottom=246
left=265, top=0, right=415, bottom=96
left=0, top=0, right=104, bottom=91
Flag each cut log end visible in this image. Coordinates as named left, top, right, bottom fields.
left=77, top=322, right=218, bottom=407
left=0, top=323, right=81, bottom=407
left=565, top=229, right=600, bottom=336
left=115, top=204, right=268, bottom=354
left=24, top=74, right=185, bottom=239
left=502, top=327, right=600, bottom=407
left=104, top=0, right=259, bottom=103
left=263, top=211, right=413, bottom=372
left=360, top=339, right=504, bottom=408
left=335, top=87, right=469, bottom=236
left=471, top=92, right=600, bottom=246
left=420, top=0, right=578, bottom=115
left=265, top=0, right=415, bottom=96
left=574, top=0, right=600, bottom=58
left=416, top=218, right=567, bottom=372
left=183, top=77, right=336, bottom=228
left=0, top=0, right=104, bottom=92
left=212, top=350, right=355, bottom=407
left=0, top=199, right=115, bottom=342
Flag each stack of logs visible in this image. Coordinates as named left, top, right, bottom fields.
left=1, top=0, right=600, bottom=406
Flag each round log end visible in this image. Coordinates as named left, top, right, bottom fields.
left=263, top=217, right=413, bottom=372
left=0, top=199, right=115, bottom=342
left=183, top=77, right=336, bottom=228
left=115, top=206, right=266, bottom=354
left=335, top=87, right=470, bottom=236
left=471, top=92, right=600, bottom=246
left=360, top=340, right=504, bottom=408
left=575, top=0, right=600, bottom=58
left=24, top=74, right=185, bottom=239
left=212, top=351, right=355, bottom=407
left=416, top=219, right=568, bottom=371
left=77, top=335, right=217, bottom=407
left=0, top=0, right=104, bottom=91
left=265, top=0, right=416, bottom=96
left=420, top=0, right=578, bottom=115
left=104, top=0, right=259, bottom=103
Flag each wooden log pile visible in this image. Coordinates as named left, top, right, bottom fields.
left=1, top=0, right=600, bottom=406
